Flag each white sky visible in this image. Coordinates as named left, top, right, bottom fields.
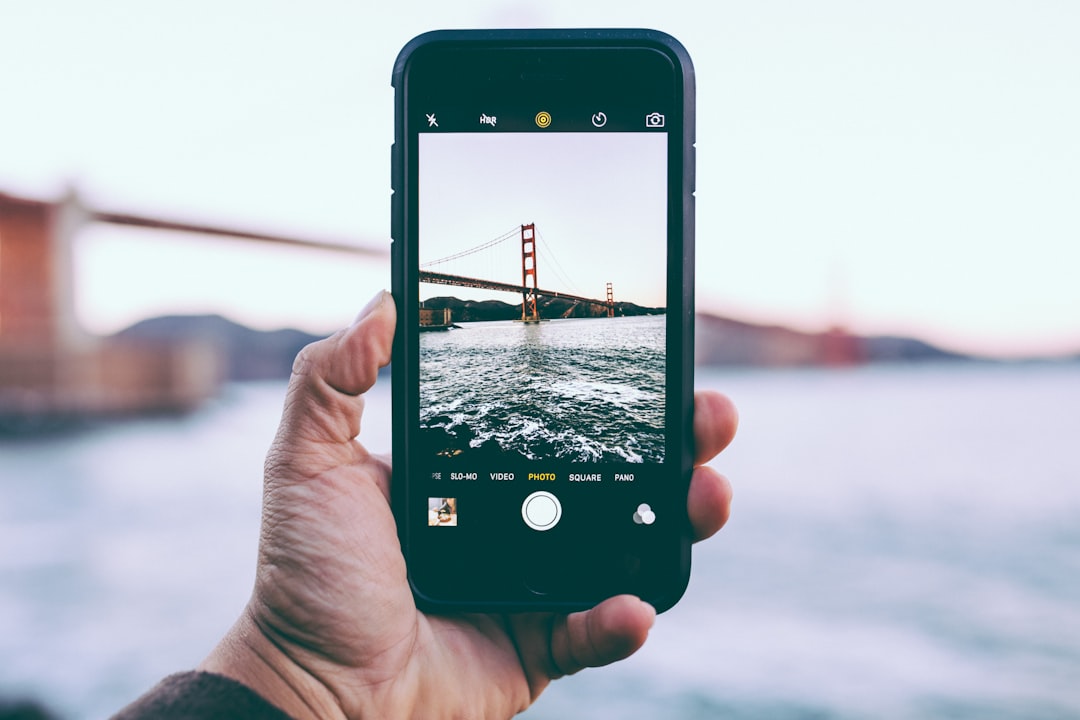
left=419, top=132, right=667, bottom=308
left=1, top=0, right=1078, bottom=357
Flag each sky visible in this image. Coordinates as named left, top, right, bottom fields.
left=1, top=0, right=1078, bottom=357
left=419, top=132, right=668, bottom=308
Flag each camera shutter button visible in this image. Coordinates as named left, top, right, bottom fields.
left=522, top=491, right=562, bottom=531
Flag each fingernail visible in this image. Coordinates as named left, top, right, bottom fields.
left=352, top=290, right=388, bottom=326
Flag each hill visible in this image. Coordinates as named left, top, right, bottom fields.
left=114, top=315, right=322, bottom=381
left=420, top=295, right=662, bottom=322
left=694, top=314, right=969, bottom=367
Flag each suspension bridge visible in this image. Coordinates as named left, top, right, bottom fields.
left=0, top=187, right=382, bottom=424
left=420, top=223, right=614, bottom=324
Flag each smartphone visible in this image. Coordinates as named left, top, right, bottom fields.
left=391, top=29, right=695, bottom=613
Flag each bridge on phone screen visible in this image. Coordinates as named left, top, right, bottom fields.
left=420, top=223, right=614, bottom=323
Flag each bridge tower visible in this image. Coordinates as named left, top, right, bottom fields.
left=0, top=190, right=91, bottom=354
left=605, top=282, right=614, bottom=318
left=520, top=223, right=540, bottom=323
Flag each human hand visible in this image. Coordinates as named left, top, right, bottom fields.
left=200, top=291, right=737, bottom=719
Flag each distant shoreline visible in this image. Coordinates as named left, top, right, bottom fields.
left=109, top=312, right=1077, bottom=384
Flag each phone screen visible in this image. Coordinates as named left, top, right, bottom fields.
left=393, top=32, right=694, bottom=611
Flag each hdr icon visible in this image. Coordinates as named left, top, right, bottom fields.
left=480, top=113, right=497, bottom=126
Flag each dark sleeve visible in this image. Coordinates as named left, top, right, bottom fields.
left=111, top=671, right=294, bottom=720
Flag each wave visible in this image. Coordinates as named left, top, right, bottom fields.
left=420, top=316, right=666, bottom=463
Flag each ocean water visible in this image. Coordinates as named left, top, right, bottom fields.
left=420, top=315, right=665, bottom=463
left=1, top=364, right=1079, bottom=719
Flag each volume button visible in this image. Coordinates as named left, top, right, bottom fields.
left=690, top=144, right=696, bottom=194
left=390, top=142, right=398, bottom=244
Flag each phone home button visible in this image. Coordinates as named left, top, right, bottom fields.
left=521, top=491, right=562, bottom=531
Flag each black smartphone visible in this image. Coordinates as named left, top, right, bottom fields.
left=391, top=29, right=695, bottom=613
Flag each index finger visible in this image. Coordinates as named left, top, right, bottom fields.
left=693, top=390, right=738, bottom=465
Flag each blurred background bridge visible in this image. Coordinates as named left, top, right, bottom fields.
left=0, top=188, right=383, bottom=426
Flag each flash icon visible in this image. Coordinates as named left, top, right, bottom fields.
left=426, top=113, right=438, bottom=128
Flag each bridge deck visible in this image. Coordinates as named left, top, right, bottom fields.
left=419, top=270, right=611, bottom=309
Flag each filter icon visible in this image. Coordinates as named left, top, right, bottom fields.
left=535, top=111, right=552, bottom=128
left=633, top=503, right=656, bottom=525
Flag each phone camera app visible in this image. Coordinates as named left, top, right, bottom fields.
left=645, top=112, right=665, bottom=128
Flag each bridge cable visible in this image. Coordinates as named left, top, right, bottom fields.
left=536, top=228, right=581, bottom=294
left=421, top=226, right=519, bottom=268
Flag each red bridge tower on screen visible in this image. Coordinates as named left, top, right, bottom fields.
left=520, top=223, right=540, bottom=323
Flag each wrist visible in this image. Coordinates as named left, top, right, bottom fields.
left=200, top=607, right=429, bottom=720
left=199, top=610, right=348, bottom=720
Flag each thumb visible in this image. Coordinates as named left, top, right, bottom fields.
left=511, top=595, right=656, bottom=701
left=548, top=596, right=656, bottom=676
left=273, top=291, right=396, bottom=455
